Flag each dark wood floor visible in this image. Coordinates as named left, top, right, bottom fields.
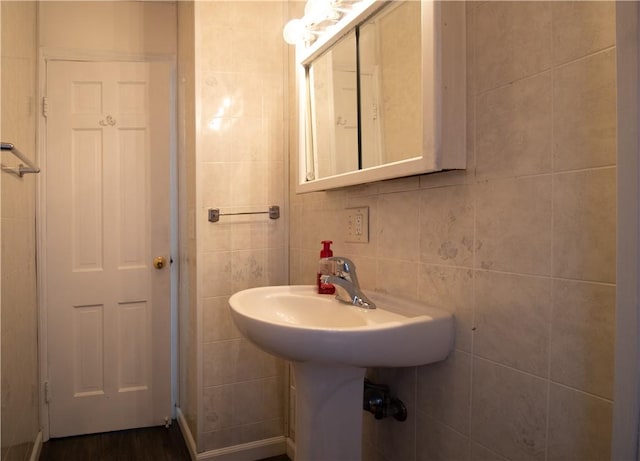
left=39, top=423, right=290, bottom=461
left=40, top=424, right=191, bottom=461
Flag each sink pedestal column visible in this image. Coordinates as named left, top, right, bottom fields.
left=293, top=362, right=366, bottom=461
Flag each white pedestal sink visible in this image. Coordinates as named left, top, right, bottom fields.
left=228, top=285, right=454, bottom=461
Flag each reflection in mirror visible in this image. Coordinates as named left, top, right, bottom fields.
left=360, top=2, right=422, bottom=167
left=309, top=31, right=358, bottom=179
left=308, top=2, right=424, bottom=180
left=294, top=0, right=466, bottom=192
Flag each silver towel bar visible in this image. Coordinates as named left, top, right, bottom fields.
left=208, top=206, right=280, bottom=223
left=1, top=142, right=40, bottom=177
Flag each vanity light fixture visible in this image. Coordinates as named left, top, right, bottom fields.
left=283, top=0, right=371, bottom=45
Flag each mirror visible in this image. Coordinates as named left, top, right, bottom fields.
left=295, top=0, right=466, bottom=192
left=309, top=31, right=359, bottom=178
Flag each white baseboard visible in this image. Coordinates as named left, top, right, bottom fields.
left=30, top=431, right=43, bottom=461
left=286, top=437, right=296, bottom=460
left=176, top=407, right=287, bottom=461
left=177, top=407, right=199, bottom=461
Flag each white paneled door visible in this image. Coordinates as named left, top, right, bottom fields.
left=44, top=60, right=172, bottom=437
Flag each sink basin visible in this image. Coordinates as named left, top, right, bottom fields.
left=228, top=285, right=455, bottom=461
left=229, top=285, right=454, bottom=368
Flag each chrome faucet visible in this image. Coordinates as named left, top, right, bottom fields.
left=320, top=257, right=376, bottom=309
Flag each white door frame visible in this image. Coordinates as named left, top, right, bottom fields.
left=613, top=3, right=640, bottom=459
left=36, top=48, right=178, bottom=441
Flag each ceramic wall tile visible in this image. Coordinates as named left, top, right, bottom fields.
left=346, top=255, right=376, bottom=291
left=550, top=279, right=615, bottom=399
left=203, top=338, right=280, bottom=387
left=417, top=350, right=471, bottom=435
left=476, top=176, right=552, bottom=276
left=262, top=117, right=285, bottom=163
left=199, top=427, right=235, bottom=452
left=471, top=443, right=507, bottom=461
left=476, top=73, right=552, bottom=181
left=203, top=384, right=233, bottom=432
left=200, top=72, right=256, bottom=119
left=474, top=271, right=551, bottom=376
left=199, top=223, right=232, bottom=253
left=547, top=384, right=612, bottom=461
left=475, top=2, right=551, bottom=93
left=200, top=162, right=231, bottom=209
left=553, top=50, right=616, bottom=172
left=198, top=25, right=233, bottom=73
left=362, top=441, right=387, bottom=461
left=229, top=163, right=268, bottom=207
left=214, top=117, right=264, bottom=163
left=375, top=259, right=418, bottom=299
left=553, top=168, right=616, bottom=282
left=419, top=185, right=475, bottom=268
left=261, top=72, right=285, bottom=120
left=265, top=246, right=288, bottom=286
left=377, top=191, right=420, bottom=261
left=416, top=412, right=470, bottom=461
left=203, top=339, right=240, bottom=387
left=471, top=358, right=547, bottom=461
left=230, top=249, right=266, bottom=293
left=233, top=33, right=283, bottom=75
left=418, top=265, right=473, bottom=352
left=202, top=296, right=240, bottom=343
left=233, top=417, right=285, bottom=446
left=200, top=251, right=233, bottom=298
left=232, top=377, right=283, bottom=427
left=552, top=1, right=615, bottom=65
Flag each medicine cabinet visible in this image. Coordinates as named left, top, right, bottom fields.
left=293, top=0, right=466, bottom=193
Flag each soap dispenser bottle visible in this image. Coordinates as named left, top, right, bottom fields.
left=317, top=240, right=335, bottom=294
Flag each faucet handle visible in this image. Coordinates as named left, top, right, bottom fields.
left=327, top=256, right=359, bottom=286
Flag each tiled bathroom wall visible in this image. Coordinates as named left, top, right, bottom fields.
left=289, top=2, right=617, bottom=460
left=177, top=0, right=199, bottom=442
left=1, top=2, right=39, bottom=460
left=193, top=1, right=289, bottom=452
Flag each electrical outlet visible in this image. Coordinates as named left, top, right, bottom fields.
left=345, top=207, right=369, bottom=243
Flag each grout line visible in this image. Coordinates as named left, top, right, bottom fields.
left=475, top=46, right=616, bottom=99
left=469, top=3, right=478, bottom=446
left=550, top=381, right=615, bottom=404
left=545, top=25, right=557, bottom=458
left=552, top=45, right=617, bottom=72
left=472, top=355, right=614, bottom=403
left=552, top=164, right=617, bottom=176
left=474, top=164, right=617, bottom=186
left=416, top=408, right=471, bottom=441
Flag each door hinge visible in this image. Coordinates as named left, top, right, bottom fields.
left=42, top=97, right=49, bottom=118
left=44, top=381, right=51, bottom=404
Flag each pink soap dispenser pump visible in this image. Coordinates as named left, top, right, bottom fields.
left=317, top=240, right=335, bottom=294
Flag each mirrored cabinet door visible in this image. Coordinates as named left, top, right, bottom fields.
left=295, top=0, right=467, bottom=193
left=309, top=31, right=358, bottom=179
left=359, top=2, right=422, bottom=169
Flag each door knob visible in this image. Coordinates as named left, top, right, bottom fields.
left=153, top=256, right=167, bottom=270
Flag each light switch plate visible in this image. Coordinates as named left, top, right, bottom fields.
left=345, top=207, right=369, bottom=243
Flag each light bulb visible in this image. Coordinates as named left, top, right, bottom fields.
left=283, top=18, right=306, bottom=45
left=304, top=0, right=338, bottom=25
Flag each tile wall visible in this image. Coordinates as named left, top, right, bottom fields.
left=177, top=0, right=199, bottom=441
left=193, top=1, right=289, bottom=452
left=0, top=2, right=39, bottom=460
left=289, top=2, right=617, bottom=460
